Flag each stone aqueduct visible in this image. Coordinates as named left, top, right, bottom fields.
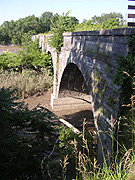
left=32, top=28, right=135, bottom=163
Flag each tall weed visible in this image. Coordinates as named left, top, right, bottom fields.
left=0, top=68, right=53, bottom=98
left=55, top=117, right=134, bottom=180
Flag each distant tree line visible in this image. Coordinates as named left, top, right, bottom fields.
left=0, top=11, right=126, bottom=45
left=74, top=12, right=126, bottom=31
left=0, top=11, right=79, bottom=45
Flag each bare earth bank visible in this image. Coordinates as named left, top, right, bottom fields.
left=23, top=91, right=95, bottom=131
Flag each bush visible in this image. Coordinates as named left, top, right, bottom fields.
left=48, top=11, right=75, bottom=53
left=0, top=37, right=53, bottom=72
left=114, top=36, right=135, bottom=150
left=0, top=88, right=56, bottom=179
left=0, top=50, right=19, bottom=70
left=0, top=35, right=53, bottom=98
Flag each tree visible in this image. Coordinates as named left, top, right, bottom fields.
left=40, top=11, right=53, bottom=32
left=49, top=11, right=78, bottom=53
left=68, top=16, right=79, bottom=28
left=74, top=12, right=126, bottom=32
left=0, top=11, right=79, bottom=45
left=0, top=15, right=41, bottom=45
left=91, top=12, right=124, bottom=25
left=102, top=18, right=119, bottom=29
left=0, top=21, right=11, bottom=43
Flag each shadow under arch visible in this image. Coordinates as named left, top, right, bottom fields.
left=57, top=63, right=95, bottom=133
left=59, top=63, right=89, bottom=97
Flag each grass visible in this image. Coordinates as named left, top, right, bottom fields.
left=56, top=122, right=135, bottom=180
left=54, top=93, right=135, bottom=180
left=0, top=68, right=53, bottom=98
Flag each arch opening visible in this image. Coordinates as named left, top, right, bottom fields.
left=59, top=63, right=89, bottom=98
left=55, top=63, right=95, bottom=134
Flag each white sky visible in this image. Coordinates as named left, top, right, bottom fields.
left=0, top=0, right=130, bottom=25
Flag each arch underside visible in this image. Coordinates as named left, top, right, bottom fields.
left=59, top=63, right=89, bottom=97
left=57, top=62, right=95, bottom=131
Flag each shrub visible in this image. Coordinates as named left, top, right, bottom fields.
left=48, top=10, right=75, bottom=53
left=0, top=88, right=55, bottom=179
left=114, top=37, right=135, bottom=150
left=0, top=37, right=53, bottom=72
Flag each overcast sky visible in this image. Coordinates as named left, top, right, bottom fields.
left=0, top=0, right=130, bottom=25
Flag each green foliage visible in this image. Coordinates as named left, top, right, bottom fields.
left=0, top=11, right=78, bottom=45
left=114, top=52, right=135, bottom=114
left=74, top=12, right=126, bottom=32
left=0, top=16, right=39, bottom=44
left=102, top=18, right=119, bottom=29
left=91, top=12, right=125, bottom=25
left=18, top=34, right=52, bottom=70
left=0, top=35, right=53, bottom=71
left=76, top=148, right=135, bottom=180
left=114, top=36, right=135, bottom=150
left=48, top=10, right=78, bottom=53
left=107, top=95, right=116, bottom=109
left=0, top=11, right=126, bottom=45
left=54, top=122, right=135, bottom=180
left=0, top=88, right=134, bottom=179
left=74, top=19, right=102, bottom=31
left=18, top=33, right=42, bottom=69
left=55, top=123, right=94, bottom=179
left=0, top=33, right=53, bottom=97
left=40, top=11, right=53, bottom=33
left=0, top=88, right=55, bottom=179
left=0, top=51, right=19, bottom=69
left=56, top=124, right=93, bottom=154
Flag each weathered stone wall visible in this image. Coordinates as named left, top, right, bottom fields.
left=57, top=28, right=135, bottom=163
left=32, top=28, right=135, bottom=164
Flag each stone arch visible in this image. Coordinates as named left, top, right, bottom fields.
left=44, top=28, right=132, bottom=164
left=57, top=54, right=106, bottom=162
left=58, top=48, right=94, bottom=100
left=58, top=61, right=96, bottom=133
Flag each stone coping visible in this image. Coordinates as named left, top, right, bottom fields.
left=63, top=28, right=135, bottom=37
left=33, top=28, right=135, bottom=39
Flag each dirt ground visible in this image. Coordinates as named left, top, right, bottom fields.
left=23, top=90, right=95, bottom=132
